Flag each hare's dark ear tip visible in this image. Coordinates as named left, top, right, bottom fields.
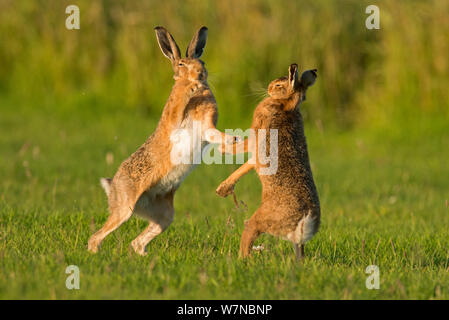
left=154, top=26, right=165, bottom=32
left=289, top=63, right=298, bottom=76
left=198, top=26, right=208, bottom=35
left=289, top=63, right=299, bottom=75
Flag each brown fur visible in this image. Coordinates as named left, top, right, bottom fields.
left=216, top=64, right=320, bottom=261
left=88, top=26, right=237, bottom=255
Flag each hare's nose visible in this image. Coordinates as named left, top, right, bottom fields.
left=196, top=70, right=205, bottom=79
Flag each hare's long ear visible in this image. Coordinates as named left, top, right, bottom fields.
left=154, top=26, right=181, bottom=61
left=186, top=26, right=208, bottom=58
left=300, top=69, right=318, bottom=88
left=288, top=63, right=299, bottom=88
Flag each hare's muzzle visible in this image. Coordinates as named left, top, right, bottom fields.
left=189, top=68, right=206, bottom=81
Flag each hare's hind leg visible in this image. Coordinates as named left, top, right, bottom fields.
left=88, top=205, right=134, bottom=253
left=294, top=243, right=305, bottom=262
left=131, top=192, right=174, bottom=256
left=88, top=183, right=138, bottom=253
left=239, top=217, right=260, bottom=258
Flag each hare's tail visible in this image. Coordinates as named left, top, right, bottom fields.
left=100, top=178, right=112, bottom=196
left=300, top=210, right=320, bottom=244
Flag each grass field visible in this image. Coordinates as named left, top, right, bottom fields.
left=0, top=0, right=448, bottom=301
left=1, top=100, right=448, bottom=299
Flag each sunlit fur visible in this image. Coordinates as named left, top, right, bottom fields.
left=173, top=58, right=207, bottom=82
left=267, top=76, right=294, bottom=100
left=88, top=26, right=237, bottom=256
left=216, top=64, right=320, bottom=262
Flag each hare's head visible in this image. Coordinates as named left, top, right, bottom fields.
left=155, top=26, right=208, bottom=82
left=268, top=64, right=317, bottom=102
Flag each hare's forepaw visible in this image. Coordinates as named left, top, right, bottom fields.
left=187, top=81, right=203, bottom=98
left=218, top=141, right=234, bottom=154
left=223, top=134, right=242, bottom=146
left=216, top=181, right=235, bottom=198
left=87, top=238, right=99, bottom=253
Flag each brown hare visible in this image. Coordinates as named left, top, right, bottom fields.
left=216, top=64, right=320, bottom=261
left=88, top=26, right=238, bottom=255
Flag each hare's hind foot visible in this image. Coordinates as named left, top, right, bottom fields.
left=130, top=191, right=174, bottom=256
left=131, top=213, right=174, bottom=256
left=87, top=198, right=136, bottom=254
left=131, top=222, right=170, bottom=256
left=131, top=239, right=148, bottom=256
left=238, top=219, right=260, bottom=259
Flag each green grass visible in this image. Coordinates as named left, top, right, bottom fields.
left=0, top=0, right=448, bottom=301
left=1, top=100, right=448, bottom=299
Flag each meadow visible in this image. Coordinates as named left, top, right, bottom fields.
left=0, top=0, right=449, bottom=299
left=1, top=101, right=448, bottom=299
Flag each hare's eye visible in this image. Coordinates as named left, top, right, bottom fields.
left=275, top=84, right=281, bottom=88
left=178, top=63, right=184, bottom=66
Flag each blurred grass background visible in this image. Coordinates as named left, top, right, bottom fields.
left=1, top=0, right=449, bottom=299
left=1, top=0, right=448, bottom=127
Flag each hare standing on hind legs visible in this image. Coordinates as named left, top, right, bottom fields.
left=216, top=64, right=320, bottom=262
left=88, top=26, right=238, bottom=255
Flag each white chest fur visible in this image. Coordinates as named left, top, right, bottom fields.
left=151, top=163, right=197, bottom=196
left=150, top=119, right=207, bottom=196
